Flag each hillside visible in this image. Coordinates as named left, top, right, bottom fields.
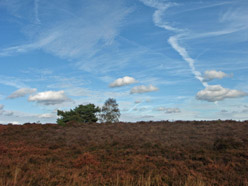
left=0, top=121, right=248, bottom=185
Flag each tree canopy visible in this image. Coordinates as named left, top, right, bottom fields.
left=57, top=104, right=100, bottom=125
left=99, top=98, right=120, bottom=123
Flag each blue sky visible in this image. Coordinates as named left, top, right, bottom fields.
left=0, top=0, right=248, bottom=124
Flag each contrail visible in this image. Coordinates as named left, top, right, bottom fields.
left=141, top=0, right=181, bottom=32
left=168, top=36, right=208, bottom=87
left=34, top=0, right=41, bottom=24
left=139, top=0, right=207, bottom=87
left=127, top=102, right=142, bottom=113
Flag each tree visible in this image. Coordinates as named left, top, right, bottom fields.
left=99, top=98, right=120, bottom=123
left=57, top=104, right=100, bottom=125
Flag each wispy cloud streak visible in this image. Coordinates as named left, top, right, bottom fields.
left=34, top=0, right=40, bottom=24
left=0, top=0, right=131, bottom=60
left=168, top=36, right=208, bottom=87
left=139, top=0, right=248, bottom=102
left=140, top=0, right=181, bottom=32
left=139, top=0, right=206, bottom=87
left=0, top=33, right=59, bottom=56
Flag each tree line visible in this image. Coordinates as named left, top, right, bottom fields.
left=57, top=98, right=120, bottom=125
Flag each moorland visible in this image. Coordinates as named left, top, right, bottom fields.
left=0, top=120, right=248, bottom=186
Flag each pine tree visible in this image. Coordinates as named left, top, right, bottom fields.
left=57, top=104, right=100, bottom=125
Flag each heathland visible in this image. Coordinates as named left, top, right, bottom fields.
left=0, top=121, right=248, bottom=185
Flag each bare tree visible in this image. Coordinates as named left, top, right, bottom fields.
left=99, top=98, right=120, bottom=123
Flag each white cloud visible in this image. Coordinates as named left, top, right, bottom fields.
left=0, top=109, right=59, bottom=124
left=110, top=76, right=137, bottom=87
left=242, top=109, right=248, bottom=113
left=3, top=111, right=14, bottom=116
left=203, top=70, right=230, bottom=82
left=155, top=107, right=167, bottom=111
left=133, top=107, right=148, bottom=112
left=155, top=107, right=181, bottom=114
left=164, top=108, right=181, bottom=114
left=38, top=113, right=56, bottom=119
left=196, top=85, right=248, bottom=102
left=7, top=88, right=37, bottom=99
left=10, top=121, right=20, bottom=125
left=130, top=85, right=158, bottom=94
left=28, top=90, right=70, bottom=105
left=141, top=115, right=154, bottom=119
left=0, top=104, right=14, bottom=116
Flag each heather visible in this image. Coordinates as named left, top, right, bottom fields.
left=0, top=121, right=248, bottom=185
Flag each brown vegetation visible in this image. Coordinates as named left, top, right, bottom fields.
left=0, top=120, right=248, bottom=185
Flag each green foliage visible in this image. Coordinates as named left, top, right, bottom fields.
left=99, top=98, right=120, bottom=123
left=57, top=104, right=100, bottom=125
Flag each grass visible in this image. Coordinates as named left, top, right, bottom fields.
left=0, top=120, right=248, bottom=185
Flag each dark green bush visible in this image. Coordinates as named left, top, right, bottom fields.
left=57, top=104, right=100, bottom=125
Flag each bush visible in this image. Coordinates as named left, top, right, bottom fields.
left=57, top=104, right=100, bottom=125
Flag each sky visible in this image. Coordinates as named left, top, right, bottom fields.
left=0, top=0, right=248, bottom=124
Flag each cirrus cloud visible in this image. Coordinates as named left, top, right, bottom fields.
left=28, top=90, right=70, bottom=105
left=130, top=85, right=158, bottom=94
left=0, top=0, right=131, bottom=59
left=109, top=76, right=137, bottom=88
left=196, top=85, right=247, bottom=102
